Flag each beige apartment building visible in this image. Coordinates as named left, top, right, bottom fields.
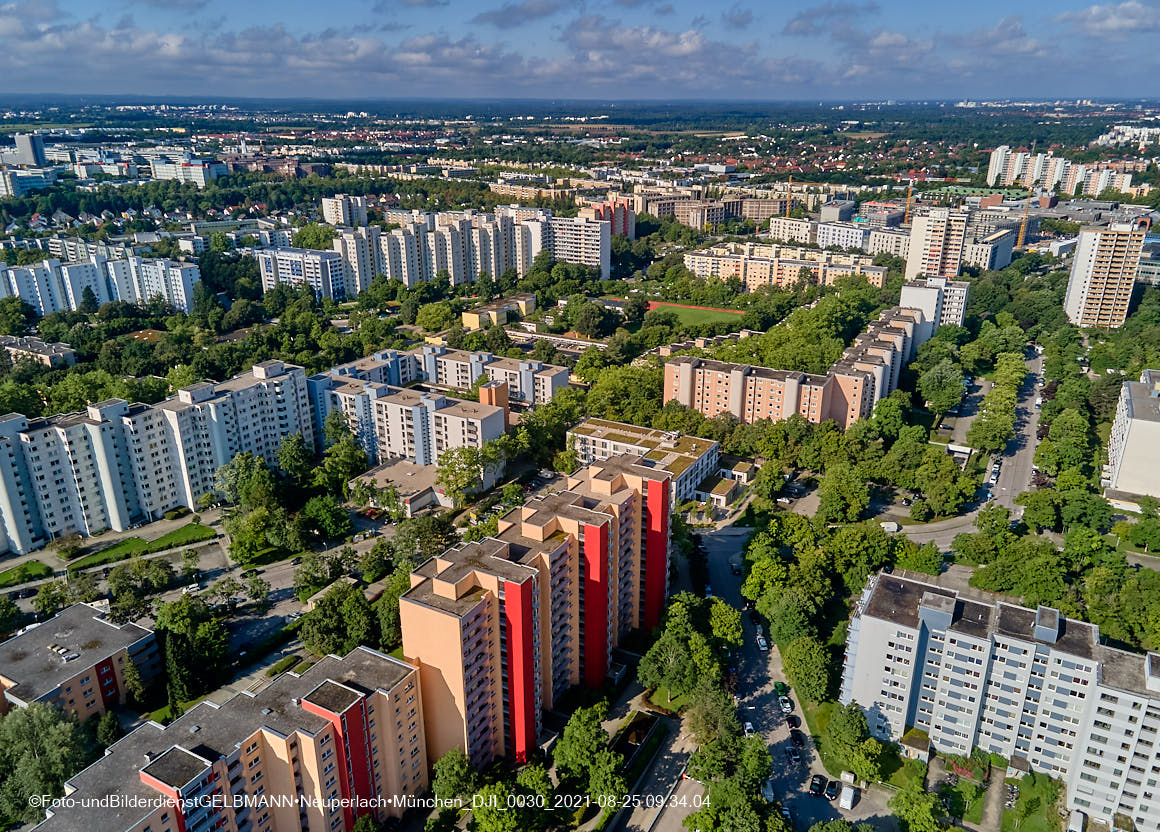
left=905, top=208, right=969, bottom=281
left=0, top=334, right=76, bottom=367
left=401, top=455, right=671, bottom=769
left=1064, top=221, right=1148, bottom=329
left=31, top=647, right=426, bottom=832
left=0, top=603, right=159, bottom=721
left=1103, top=369, right=1160, bottom=498
left=683, top=242, right=885, bottom=292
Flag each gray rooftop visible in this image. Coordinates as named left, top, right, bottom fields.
left=0, top=604, right=152, bottom=704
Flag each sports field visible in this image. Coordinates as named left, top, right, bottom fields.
left=647, top=301, right=744, bottom=326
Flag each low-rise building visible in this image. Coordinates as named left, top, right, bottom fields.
left=0, top=603, right=159, bottom=721
left=0, top=334, right=76, bottom=367
left=567, top=418, right=718, bottom=506
left=461, top=293, right=537, bottom=330
left=1103, top=369, right=1160, bottom=498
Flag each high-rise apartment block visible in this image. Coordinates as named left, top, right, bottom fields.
left=1102, top=369, right=1160, bottom=498
left=841, top=571, right=1160, bottom=832
left=683, top=242, right=885, bottom=292
left=986, top=146, right=1134, bottom=195
left=768, top=216, right=818, bottom=245
left=148, top=154, right=226, bottom=188
left=663, top=308, right=927, bottom=430
left=905, top=208, right=969, bottom=281
left=1064, top=222, right=1148, bottom=329
left=321, top=194, right=369, bottom=227
left=579, top=197, right=636, bottom=239
left=14, top=132, right=47, bottom=167
left=899, top=276, right=970, bottom=341
left=331, top=225, right=382, bottom=297
left=400, top=454, right=670, bottom=767
left=32, top=646, right=427, bottom=832
left=0, top=361, right=311, bottom=555
left=567, top=418, right=718, bottom=507
left=256, top=247, right=347, bottom=299
left=963, top=229, right=1015, bottom=271
left=1, top=256, right=202, bottom=315
left=817, top=222, right=871, bottom=251
left=0, top=603, right=159, bottom=721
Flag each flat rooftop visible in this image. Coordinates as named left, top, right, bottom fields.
left=568, top=418, right=717, bottom=467
left=1122, top=370, right=1160, bottom=424
left=0, top=604, right=152, bottom=703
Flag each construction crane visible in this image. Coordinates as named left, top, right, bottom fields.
left=903, top=178, right=914, bottom=224
left=1017, top=188, right=1034, bottom=248
left=785, top=176, right=793, bottom=218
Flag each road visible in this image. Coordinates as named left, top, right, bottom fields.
left=644, top=524, right=898, bottom=832
left=948, top=379, right=985, bottom=446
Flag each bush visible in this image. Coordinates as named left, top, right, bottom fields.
left=163, top=507, right=191, bottom=521
left=265, top=654, right=301, bottom=677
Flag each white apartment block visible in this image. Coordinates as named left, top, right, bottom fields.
left=546, top=215, right=611, bottom=280
left=0, top=362, right=312, bottom=555
left=868, top=228, right=910, bottom=259
left=256, top=247, right=346, bottom=300
left=481, top=356, right=570, bottom=405
left=321, top=194, right=368, bottom=227
left=0, top=256, right=201, bottom=315
left=842, top=572, right=1160, bottom=832
left=900, top=276, right=970, bottom=342
left=768, top=216, right=817, bottom=245
left=148, top=155, right=226, bottom=188
left=1102, top=370, right=1160, bottom=498
left=817, top=222, right=871, bottom=251
left=332, top=225, right=382, bottom=296
left=566, top=418, right=718, bottom=508
left=905, top=209, right=968, bottom=281
left=963, top=229, right=1015, bottom=272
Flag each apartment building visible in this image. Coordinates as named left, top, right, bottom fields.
left=461, top=293, right=536, bottom=330
left=1102, top=370, right=1160, bottom=498
left=31, top=646, right=427, bottom=832
left=662, top=307, right=927, bottom=431
left=683, top=242, right=885, bottom=292
left=906, top=208, right=969, bottom=281
left=1064, top=222, right=1148, bottom=329
left=546, top=215, right=611, bottom=280
left=567, top=418, right=718, bottom=507
left=840, top=571, right=1160, bottom=832
left=579, top=197, right=635, bottom=239
left=0, top=603, right=159, bottom=721
left=868, top=228, right=911, bottom=259
left=0, top=334, right=76, bottom=367
left=768, top=216, right=817, bottom=245
left=148, top=154, right=226, bottom=188
left=14, top=132, right=46, bottom=166
left=321, top=194, right=369, bottom=227
left=963, top=229, right=1015, bottom=271
left=817, top=221, right=871, bottom=251
left=401, top=454, right=670, bottom=767
left=257, top=247, right=347, bottom=300
left=0, top=361, right=312, bottom=555
left=899, top=276, right=971, bottom=341
left=1, top=256, right=202, bottom=315
left=480, top=356, right=569, bottom=406
left=331, top=225, right=382, bottom=297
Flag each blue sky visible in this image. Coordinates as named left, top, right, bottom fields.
left=1, top=0, right=1159, bottom=100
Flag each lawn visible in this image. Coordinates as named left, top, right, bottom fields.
left=68, top=522, right=216, bottom=571
left=940, top=778, right=986, bottom=824
left=799, top=699, right=842, bottom=775
left=646, top=685, right=690, bottom=713
left=0, top=559, right=53, bottom=589
left=1001, top=773, right=1062, bottom=832
left=147, top=695, right=207, bottom=724
left=646, top=301, right=744, bottom=326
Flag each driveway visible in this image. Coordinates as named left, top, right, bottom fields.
left=993, top=352, right=1044, bottom=513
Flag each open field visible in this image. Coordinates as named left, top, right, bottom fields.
left=647, top=301, right=745, bottom=326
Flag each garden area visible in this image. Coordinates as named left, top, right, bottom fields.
left=66, top=522, right=217, bottom=571
left=0, top=559, right=52, bottom=590
left=1002, top=772, right=1062, bottom=832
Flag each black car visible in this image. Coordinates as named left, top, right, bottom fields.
left=749, top=609, right=761, bottom=625
left=825, top=780, right=840, bottom=801
left=791, top=729, right=805, bottom=748
left=788, top=746, right=801, bottom=765
left=809, top=774, right=826, bottom=797
left=786, top=715, right=801, bottom=729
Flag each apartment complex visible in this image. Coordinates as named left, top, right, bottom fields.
left=663, top=307, right=927, bottom=430
left=256, top=247, right=347, bottom=300
left=963, top=229, right=1016, bottom=271
left=1, top=255, right=202, bottom=315
left=0, top=361, right=312, bottom=555
left=579, top=197, right=635, bottom=239
left=0, top=334, right=76, bottom=367
left=683, top=242, right=886, bottom=292
left=321, top=194, right=369, bottom=227
left=331, top=225, right=382, bottom=297
left=987, top=146, right=1136, bottom=196
left=148, top=154, right=226, bottom=188
left=0, top=603, right=159, bottom=721
left=906, top=208, right=969, bottom=281
left=461, top=293, right=536, bottom=330
left=307, top=374, right=505, bottom=467
left=566, top=418, right=718, bottom=507
left=32, top=646, right=427, bottom=832
left=1102, top=369, right=1160, bottom=498
left=1064, top=222, right=1148, bottom=329
left=14, top=132, right=47, bottom=166
left=840, top=572, right=1160, bottom=832
left=768, top=216, right=817, bottom=245
left=899, top=276, right=971, bottom=341
left=400, top=454, right=670, bottom=767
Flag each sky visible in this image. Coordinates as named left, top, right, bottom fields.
left=1, top=0, right=1160, bottom=101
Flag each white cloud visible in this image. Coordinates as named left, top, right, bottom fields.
left=1056, top=1, right=1160, bottom=39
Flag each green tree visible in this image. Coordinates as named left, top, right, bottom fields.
left=277, top=432, right=314, bottom=486
left=301, top=494, right=353, bottom=540
left=375, top=559, right=415, bottom=650
left=121, top=656, right=148, bottom=706
left=587, top=748, right=626, bottom=803
left=0, top=596, right=21, bottom=638
left=301, top=581, right=378, bottom=656
left=431, top=748, right=476, bottom=802
left=0, top=703, right=95, bottom=823
left=95, top=711, right=122, bottom=748
left=292, top=223, right=337, bottom=250
left=471, top=782, right=520, bottom=832
left=817, top=463, right=869, bottom=523
left=709, top=598, right=743, bottom=647
left=553, top=702, right=609, bottom=784
left=638, top=631, right=696, bottom=703
left=33, top=580, right=68, bottom=618
left=0, top=296, right=37, bottom=336
left=314, top=435, right=368, bottom=498
left=781, top=636, right=830, bottom=702
left=919, top=359, right=964, bottom=415
left=888, top=779, right=943, bottom=832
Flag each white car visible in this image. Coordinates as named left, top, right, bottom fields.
left=756, top=635, right=769, bottom=652
left=779, top=695, right=793, bottom=714
left=744, top=721, right=755, bottom=737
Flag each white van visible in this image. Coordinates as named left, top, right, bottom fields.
left=1068, top=811, right=1086, bottom=832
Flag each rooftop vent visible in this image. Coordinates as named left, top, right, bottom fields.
left=188, top=725, right=200, bottom=734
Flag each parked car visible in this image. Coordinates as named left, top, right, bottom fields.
left=773, top=682, right=790, bottom=696
left=809, top=774, right=827, bottom=797
left=786, top=715, right=800, bottom=729
left=744, top=721, right=755, bottom=738
left=762, top=778, right=776, bottom=803
left=779, top=695, right=793, bottom=713
left=789, top=747, right=801, bottom=765
left=756, top=635, right=769, bottom=652
left=791, top=729, right=805, bottom=748
left=780, top=807, right=792, bottom=822
left=825, top=780, right=840, bottom=801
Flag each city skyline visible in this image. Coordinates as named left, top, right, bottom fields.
left=1, top=0, right=1159, bottom=100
